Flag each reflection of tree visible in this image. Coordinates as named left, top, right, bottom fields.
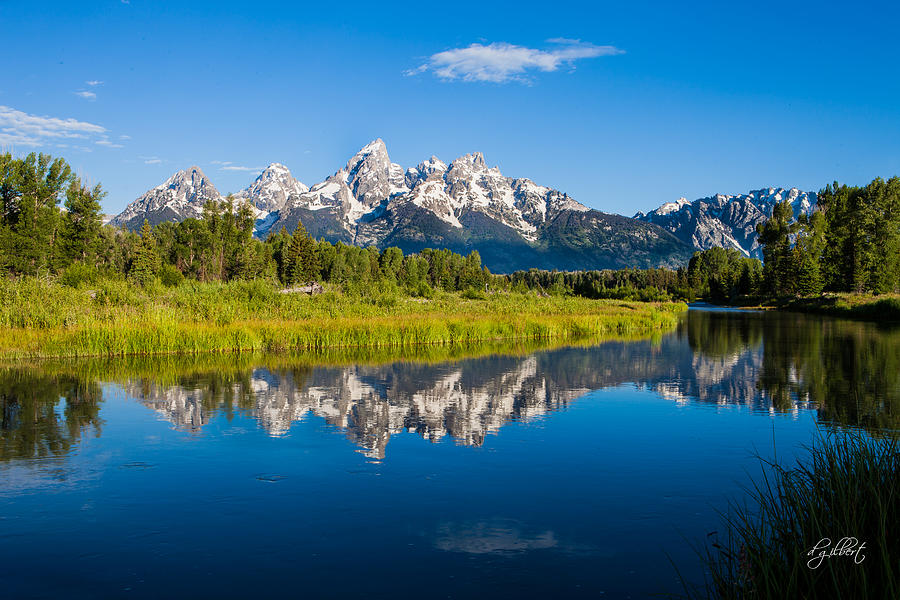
left=705, top=310, right=900, bottom=434
left=683, top=310, right=763, bottom=359
left=0, top=371, right=102, bottom=461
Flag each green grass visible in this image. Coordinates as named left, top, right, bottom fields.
left=0, top=277, right=686, bottom=358
left=685, top=430, right=900, bottom=599
left=778, top=293, right=900, bottom=322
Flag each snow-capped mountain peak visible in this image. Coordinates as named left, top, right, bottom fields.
left=111, top=166, right=221, bottom=229
left=236, top=162, right=308, bottom=213
left=635, top=187, right=817, bottom=258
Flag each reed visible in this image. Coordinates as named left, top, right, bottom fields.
left=686, top=430, right=900, bottom=599
left=0, top=277, right=685, bottom=358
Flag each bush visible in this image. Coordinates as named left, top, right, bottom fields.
left=158, top=263, right=184, bottom=287
left=59, top=262, right=98, bottom=288
left=461, top=287, right=487, bottom=300
left=412, top=281, right=435, bottom=299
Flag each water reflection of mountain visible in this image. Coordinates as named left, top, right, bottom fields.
left=132, top=310, right=900, bottom=456
left=3, top=309, right=899, bottom=461
left=134, top=354, right=594, bottom=459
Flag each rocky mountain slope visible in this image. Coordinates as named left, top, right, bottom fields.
left=112, top=139, right=696, bottom=272
left=634, top=188, right=817, bottom=259
left=110, top=166, right=221, bottom=230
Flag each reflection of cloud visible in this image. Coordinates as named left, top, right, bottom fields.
left=434, top=520, right=557, bottom=554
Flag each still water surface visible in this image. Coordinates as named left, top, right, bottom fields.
left=1, top=309, right=898, bottom=598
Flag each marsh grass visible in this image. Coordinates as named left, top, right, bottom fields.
left=779, top=293, right=900, bottom=323
left=684, top=430, right=900, bottom=599
left=0, top=277, right=685, bottom=358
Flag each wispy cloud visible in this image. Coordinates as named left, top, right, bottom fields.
left=406, top=39, right=624, bottom=84
left=220, top=165, right=264, bottom=172
left=142, top=156, right=163, bottom=165
left=86, top=80, right=103, bottom=87
left=74, top=90, right=97, bottom=100
left=0, top=105, right=106, bottom=147
left=95, top=139, right=124, bottom=149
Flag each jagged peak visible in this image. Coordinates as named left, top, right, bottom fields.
left=157, top=166, right=212, bottom=189
left=359, top=138, right=386, bottom=153
left=262, top=162, right=291, bottom=173
left=452, top=151, right=486, bottom=169
left=346, top=138, right=391, bottom=175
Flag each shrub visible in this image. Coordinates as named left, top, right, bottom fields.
left=461, top=287, right=487, bottom=300
left=158, top=263, right=185, bottom=287
left=59, top=262, right=98, bottom=288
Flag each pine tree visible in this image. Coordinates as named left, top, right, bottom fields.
left=297, top=235, right=320, bottom=283
left=757, top=200, right=796, bottom=296
left=282, top=232, right=303, bottom=286
left=130, top=220, right=160, bottom=286
left=61, top=180, right=104, bottom=266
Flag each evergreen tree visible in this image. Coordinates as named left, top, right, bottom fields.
left=60, top=180, right=104, bottom=266
left=757, top=200, right=796, bottom=296
left=130, top=220, right=160, bottom=285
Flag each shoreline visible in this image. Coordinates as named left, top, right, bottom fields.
left=0, top=279, right=686, bottom=359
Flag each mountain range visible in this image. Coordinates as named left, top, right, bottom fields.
left=634, top=188, right=817, bottom=259
left=111, top=139, right=815, bottom=272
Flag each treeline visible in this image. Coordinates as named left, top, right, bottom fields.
left=0, top=152, right=493, bottom=296
left=758, top=177, right=900, bottom=296
left=509, top=268, right=692, bottom=301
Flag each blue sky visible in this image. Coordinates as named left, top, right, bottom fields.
left=2, top=0, right=899, bottom=216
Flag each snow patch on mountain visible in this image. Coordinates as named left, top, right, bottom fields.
left=235, top=162, right=308, bottom=212
left=111, top=166, right=221, bottom=228
left=635, top=187, right=817, bottom=259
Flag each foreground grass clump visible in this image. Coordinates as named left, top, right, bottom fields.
left=0, top=277, right=685, bottom=358
left=690, top=431, right=899, bottom=599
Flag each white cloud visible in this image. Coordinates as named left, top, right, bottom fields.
left=407, top=39, right=624, bottom=84
left=86, top=80, right=103, bottom=87
left=0, top=105, right=106, bottom=147
left=74, top=90, right=97, bottom=100
left=210, top=160, right=233, bottom=166
left=96, top=139, right=124, bottom=148
left=220, top=165, right=264, bottom=172
left=142, top=156, right=162, bottom=165
left=119, top=134, right=131, bottom=140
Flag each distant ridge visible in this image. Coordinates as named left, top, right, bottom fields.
left=635, top=188, right=817, bottom=259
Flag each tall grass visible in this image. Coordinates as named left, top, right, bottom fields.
left=781, top=293, right=900, bottom=322
left=687, top=430, right=900, bottom=599
left=0, top=277, right=686, bottom=358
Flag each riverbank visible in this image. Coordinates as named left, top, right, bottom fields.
left=691, top=293, right=900, bottom=322
left=777, top=293, right=900, bottom=322
left=0, top=278, right=686, bottom=359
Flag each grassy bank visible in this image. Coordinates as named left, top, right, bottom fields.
left=687, top=431, right=899, bottom=599
left=0, top=277, right=686, bottom=358
left=776, top=293, right=900, bottom=322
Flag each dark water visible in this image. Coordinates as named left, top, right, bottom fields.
left=1, top=309, right=898, bottom=599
